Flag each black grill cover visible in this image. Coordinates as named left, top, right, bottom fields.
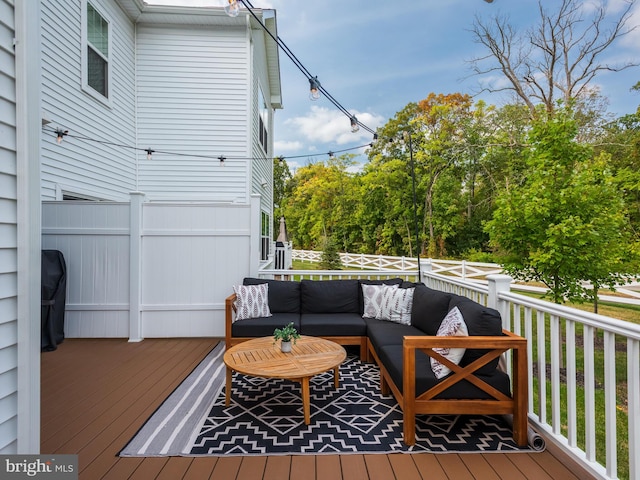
left=41, top=250, right=66, bottom=351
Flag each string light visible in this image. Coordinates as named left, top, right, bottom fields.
left=44, top=125, right=373, bottom=165
left=55, top=129, right=68, bottom=144
left=234, top=0, right=377, bottom=137
left=309, top=76, right=321, bottom=101
left=350, top=115, right=360, bottom=133
left=224, top=0, right=240, bottom=17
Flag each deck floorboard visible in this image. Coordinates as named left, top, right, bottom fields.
left=41, top=338, right=593, bottom=480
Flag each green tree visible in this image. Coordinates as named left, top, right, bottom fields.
left=281, top=155, right=359, bottom=250
left=320, top=236, right=343, bottom=270
left=486, top=107, right=637, bottom=308
left=273, top=156, right=292, bottom=236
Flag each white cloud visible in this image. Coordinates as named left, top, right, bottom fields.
left=273, top=140, right=304, bottom=152
left=285, top=106, right=384, bottom=145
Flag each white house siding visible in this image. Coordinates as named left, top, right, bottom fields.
left=40, top=0, right=137, bottom=201
left=2, top=0, right=41, bottom=454
left=249, top=28, right=274, bottom=254
left=0, top=0, right=18, bottom=452
left=136, top=24, right=251, bottom=202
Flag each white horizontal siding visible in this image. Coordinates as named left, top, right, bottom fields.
left=40, top=0, right=137, bottom=201
left=0, top=0, right=17, bottom=454
left=136, top=24, right=250, bottom=201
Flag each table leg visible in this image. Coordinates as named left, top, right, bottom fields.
left=225, top=367, right=232, bottom=407
left=301, top=377, right=310, bottom=424
left=333, top=366, right=340, bottom=389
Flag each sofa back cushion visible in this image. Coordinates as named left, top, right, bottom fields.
left=301, top=279, right=360, bottom=314
left=410, top=284, right=452, bottom=335
left=243, top=278, right=301, bottom=313
left=449, top=294, right=502, bottom=374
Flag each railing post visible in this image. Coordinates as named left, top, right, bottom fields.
left=129, top=192, right=145, bottom=342
left=249, top=195, right=261, bottom=277
left=487, top=274, right=512, bottom=330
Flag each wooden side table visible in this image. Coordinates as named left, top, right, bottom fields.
left=223, top=335, right=347, bottom=424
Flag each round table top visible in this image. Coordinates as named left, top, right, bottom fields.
left=224, top=335, right=347, bottom=380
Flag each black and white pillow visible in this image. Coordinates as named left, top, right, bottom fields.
left=362, top=284, right=399, bottom=319
left=233, top=284, right=272, bottom=321
left=377, top=286, right=415, bottom=325
left=430, top=306, right=468, bottom=379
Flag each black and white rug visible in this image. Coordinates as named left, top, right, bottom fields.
left=191, top=355, right=529, bottom=455
left=122, top=346, right=534, bottom=457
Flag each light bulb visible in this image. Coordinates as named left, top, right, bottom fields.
left=309, top=76, right=321, bottom=101
left=224, top=0, right=239, bottom=17
left=55, top=129, right=68, bottom=144
left=145, top=148, right=154, bottom=161
left=350, top=115, right=360, bottom=133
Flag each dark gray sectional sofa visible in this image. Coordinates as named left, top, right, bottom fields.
left=225, top=277, right=528, bottom=447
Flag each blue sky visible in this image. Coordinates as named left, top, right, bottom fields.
left=148, top=0, right=640, bottom=171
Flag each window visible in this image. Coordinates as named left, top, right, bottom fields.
left=258, top=88, right=269, bottom=153
left=85, top=2, right=110, bottom=99
left=261, top=211, right=270, bottom=261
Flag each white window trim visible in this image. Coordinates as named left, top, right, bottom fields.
left=81, top=0, right=113, bottom=108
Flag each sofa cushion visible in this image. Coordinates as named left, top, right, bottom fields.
left=300, top=313, right=367, bottom=337
left=243, top=278, right=301, bottom=313
left=431, top=306, right=468, bottom=379
left=411, top=284, right=452, bottom=335
left=231, top=313, right=300, bottom=338
left=364, top=318, right=423, bottom=356
left=358, top=278, right=404, bottom=314
left=378, top=345, right=511, bottom=399
left=233, top=284, right=271, bottom=321
left=449, top=295, right=503, bottom=375
left=301, top=279, right=360, bottom=314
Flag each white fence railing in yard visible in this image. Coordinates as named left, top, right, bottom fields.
left=292, top=248, right=503, bottom=280
left=258, top=266, right=638, bottom=480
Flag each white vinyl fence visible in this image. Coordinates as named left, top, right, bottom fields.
left=42, top=194, right=262, bottom=339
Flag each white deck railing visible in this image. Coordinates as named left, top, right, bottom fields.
left=258, top=265, right=638, bottom=480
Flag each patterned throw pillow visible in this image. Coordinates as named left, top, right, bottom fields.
left=377, top=286, right=415, bottom=325
left=233, top=284, right=272, bottom=321
left=430, top=306, right=469, bottom=379
left=362, top=284, right=399, bottom=319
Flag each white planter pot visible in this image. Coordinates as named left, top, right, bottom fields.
left=280, top=341, right=292, bottom=353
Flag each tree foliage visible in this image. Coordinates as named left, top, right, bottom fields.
left=485, top=107, right=637, bottom=306
left=273, top=0, right=640, bottom=308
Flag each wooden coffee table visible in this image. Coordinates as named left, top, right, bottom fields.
left=224, top=335, right=347, bottom=424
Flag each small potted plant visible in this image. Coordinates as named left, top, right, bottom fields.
left=273, top=322, right=300, bottom=353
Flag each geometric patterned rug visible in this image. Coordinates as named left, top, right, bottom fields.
left=189, top=355, right=532, bottom=455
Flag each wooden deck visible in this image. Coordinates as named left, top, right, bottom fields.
left=41, top=338, right=592, bottom=480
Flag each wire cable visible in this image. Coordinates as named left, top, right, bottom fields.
left=240, top=0, right=376, bottom=135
